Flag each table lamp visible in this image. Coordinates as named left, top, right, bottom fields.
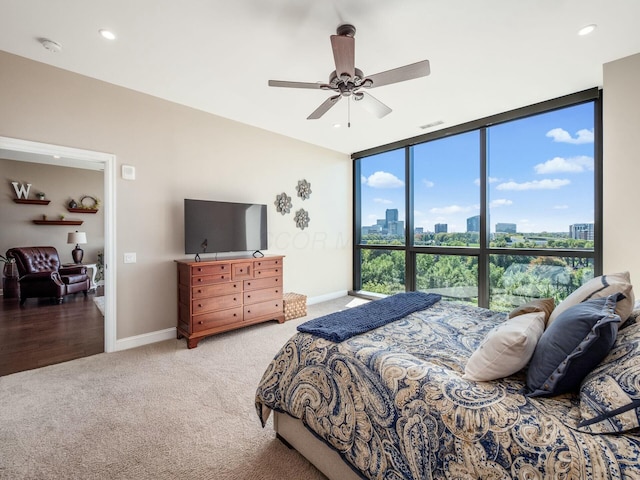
left=67, top=231, right=87, bottom=264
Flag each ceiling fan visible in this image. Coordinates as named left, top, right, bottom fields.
left=268, top=24, right=430, bottom=122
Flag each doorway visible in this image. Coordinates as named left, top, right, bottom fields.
left=0, top=137, right=116, bottom=368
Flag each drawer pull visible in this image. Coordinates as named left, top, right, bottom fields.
left=198, top=278, right=203, bottom=283
left=198, top=321, right=203, bottom=325
left=233, top=313, right=237, bottom=317
left=233, top=298, right=236, bottom=301
left=197, top=268, right=202, bottom=272
left=198, top=304, right=202, bottom=307
left=221, top=266, right=225, bottom=270
left=247, top=282, right=251, bottom=286
left=247, top=295, right=251, bottom=298
left=197, top=289, right=202, bottom=293
left=221, top=275, right=225, bottom=280
left=275, top=290, right=279, bottom=293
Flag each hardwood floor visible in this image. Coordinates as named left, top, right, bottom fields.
left=0, top=292, right=104, bottom=376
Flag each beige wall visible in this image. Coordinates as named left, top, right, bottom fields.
left=1, top=159, right=104, bottom=265
left=0, top=51, right=351, bottom=340
left=603, top=53, right=640, bottom=285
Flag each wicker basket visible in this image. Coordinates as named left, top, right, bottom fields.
left=283, top=292, right=307, bottom=321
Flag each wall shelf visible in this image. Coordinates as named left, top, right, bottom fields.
left=33, top=220, right=83, bottom=226
left=13, top=198, right=50, bottom=205
left=67, top=208, right=98, bottom=214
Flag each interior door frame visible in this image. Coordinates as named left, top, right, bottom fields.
left=0, top=136, right=117, bottom=352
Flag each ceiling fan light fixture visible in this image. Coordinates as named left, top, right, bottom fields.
left=578, top=24, right=597, bottom=36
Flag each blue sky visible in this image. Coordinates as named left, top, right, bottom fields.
left=360, top=102, right=595, bottom=234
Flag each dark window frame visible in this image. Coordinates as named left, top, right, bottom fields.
left=352, top=88, right=602, bottom=308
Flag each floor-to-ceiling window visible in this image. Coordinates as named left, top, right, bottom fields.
left=353, top=89, right=600, bottom=310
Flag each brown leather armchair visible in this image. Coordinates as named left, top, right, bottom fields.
left=6, top=246, right=90, bottom=306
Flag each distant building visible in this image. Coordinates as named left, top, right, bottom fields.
left=570, top=223, right=594, bottom=241
left=414, top=227, right=424, bottom=234
left=496, top=222, right=516, bottom=234
left=435, top=223, right=448, bottom=233
left=466, top=215, right=480, bottom=232
left=387, top=220, right=405, bottom=236
left=385, top=209, right=398, bottom=228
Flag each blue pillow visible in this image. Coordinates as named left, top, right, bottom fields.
left=526, top=294, right=622, bottom=397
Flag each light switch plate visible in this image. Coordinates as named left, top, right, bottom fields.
left=122, top=165, right=136, bottom=180
left=124, top=252, right=136, bottom=263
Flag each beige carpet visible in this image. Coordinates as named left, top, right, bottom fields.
left=0, top=296, right=360, bottom=480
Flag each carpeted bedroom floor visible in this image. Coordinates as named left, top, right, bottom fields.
left=0, top=295, right=366, bottom=480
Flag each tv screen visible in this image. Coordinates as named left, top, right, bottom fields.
left=184, top=199, right=268, bottom=255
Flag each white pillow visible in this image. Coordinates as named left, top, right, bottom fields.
left=547, top=272, right=634, bottom=328
left=463, top=311, right=545, bottom=382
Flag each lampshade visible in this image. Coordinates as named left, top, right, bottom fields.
left=67, top=231, right=87, bottom=245
left=67, top=231, right=87, bottom=264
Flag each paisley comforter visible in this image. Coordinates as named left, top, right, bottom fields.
left=255, top=301, right=640, bottom=479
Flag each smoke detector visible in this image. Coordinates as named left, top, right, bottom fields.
left=39, top=38, right=62, bottom=53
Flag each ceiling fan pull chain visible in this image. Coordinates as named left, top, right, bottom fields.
left=348, top=96, right=351, bottom=128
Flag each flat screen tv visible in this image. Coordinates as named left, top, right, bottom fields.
left=184, top=199, right=267, bottom=258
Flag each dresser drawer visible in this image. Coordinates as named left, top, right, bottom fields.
left=254, top=267, right=282, bottom=279
left=244, top=299, right=283, bottom=321
left=192, top=307, right=243, bottom=332
left=193, top=293, right=242, bottom=314
left=191, top=263, right=230, bottom=276
left=244, top=276, right=282, bottom=292
left=192, top=273, right=232, bottom=286
left=244, top=287, right=282, bottom=305
left=231, top=262, right=253, bottom=280
left=192, top=282, right=241, bottom=299
left=254, top=258, right=282, bottom=269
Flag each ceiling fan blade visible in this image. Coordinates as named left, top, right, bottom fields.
left=307, top=95, right=342, bottom=119
left=355, top=92, right=392, bottom=118
left=364, top=60, right=430, bottom=89
left=268, top=80, right=326, bottom=89
left=330, top=34, right=355, bottom=80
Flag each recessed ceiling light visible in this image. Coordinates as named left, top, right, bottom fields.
left=578, top=24, right=597, bottom=36
left=99, top=29, right=116, bottom=40
left=333, top=123, right=341, bottom=128
left=52, top=155, right=61, bottom=159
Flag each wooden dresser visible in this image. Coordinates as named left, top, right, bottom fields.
left=176, top=255, right=284, bottom=348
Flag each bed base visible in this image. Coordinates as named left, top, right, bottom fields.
left=273, top=411, right=363, bottom=480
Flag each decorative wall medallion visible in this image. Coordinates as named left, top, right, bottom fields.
left=294, top=208, right=310, bottom=230
left=274, top=192, right=292, bottom=215
left=296, top=179, right=311, bottom=200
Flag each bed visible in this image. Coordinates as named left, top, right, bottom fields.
left=255, top=274, right=640, bottom=479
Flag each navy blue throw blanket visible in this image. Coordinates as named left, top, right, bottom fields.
left=297, top=292, right=441, bottom=342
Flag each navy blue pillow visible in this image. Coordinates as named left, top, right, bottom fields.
left=526, top=294, right=622, bottom=397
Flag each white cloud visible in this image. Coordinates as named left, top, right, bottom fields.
left=364, top=171, right=405, bottom=188
left=496, top=179, right=570, bottom=191
left=374, top=198, right=393, bottom=204
left=429, top=204, right=476, bottom=215
left=553, top=204, right=569, bottom=210
left=474, top=176, right=500, bottom=186
left=534, top=156, right=593, bottom=174
left=423, top=179, right=435, bottom=188
left=490, top=198, right=513, bottom=208
left=546, top=128, right=594, bottom=144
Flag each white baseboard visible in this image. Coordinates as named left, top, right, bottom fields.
left=114, top=327, right=176, bottom=352
left=113, top=291, right=347, bottom=351
left=306, top=290, right=349, bottom=305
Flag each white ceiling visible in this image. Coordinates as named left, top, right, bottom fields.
left=1, top=0, right=640, bottom=155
